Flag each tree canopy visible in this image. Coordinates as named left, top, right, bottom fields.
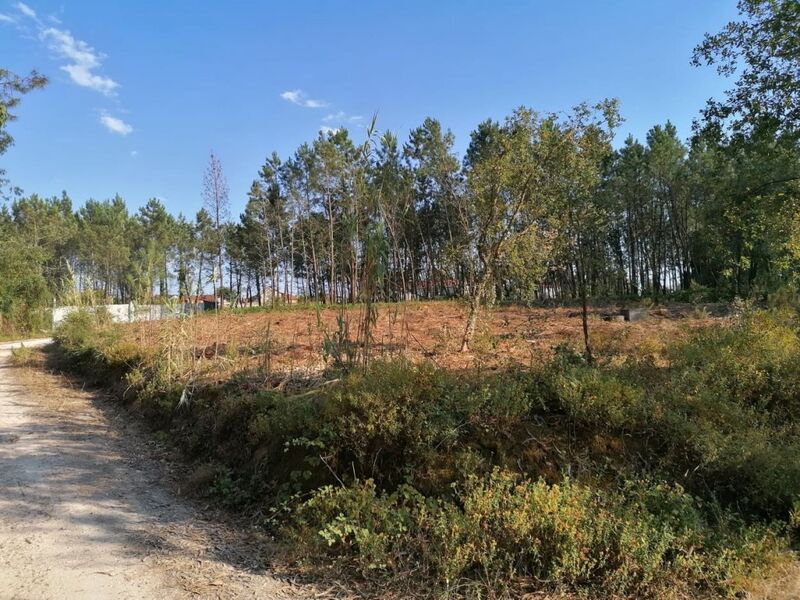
left=1, top=0, right=799, bottom=336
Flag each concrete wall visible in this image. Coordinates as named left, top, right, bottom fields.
left=52, top=303, right=204, bottom=328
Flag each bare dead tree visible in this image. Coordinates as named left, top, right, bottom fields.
left=202, top=151, right=230, bottom=305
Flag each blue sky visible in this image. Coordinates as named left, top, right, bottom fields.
left=1, top=0, right=738, bottom=219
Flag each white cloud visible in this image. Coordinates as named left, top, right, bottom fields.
left=323, top=111, right=363, bottom=124
left=61, top=63, right=118, bottom=95
left=9, top=3, right=132, bottom=134
left=319, top=126, right=340, bottom=136
left=280, top=89, right=328, bottom=109
left=16, top=2, right=36, bottom=19
left=130, top=150, right=138, bottom=157
left=41, top=27, right=119, bottom=96
left=100, top=113, right=133, bottom=135
left=280, top=90, right=301, bottom=103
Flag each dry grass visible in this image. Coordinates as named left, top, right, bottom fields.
left=121, top=300, right=722, bottom=381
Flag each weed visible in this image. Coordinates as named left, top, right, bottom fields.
left=9, top=344, right=34, bottom=366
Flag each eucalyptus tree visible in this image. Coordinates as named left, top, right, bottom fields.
left=458, top=108, right=556, bottom=351
left=693, top=0, right=800, bottom=137
left=546, top=101, right=620, bottom=362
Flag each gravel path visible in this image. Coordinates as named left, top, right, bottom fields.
left=0, top=339, right=313, bottom=600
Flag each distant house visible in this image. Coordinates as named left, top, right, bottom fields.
left=192, top=294, right=219, bottom=311
left=245, top=289, right=298, bottom=306
left=173, top=294, right=219, bottom=311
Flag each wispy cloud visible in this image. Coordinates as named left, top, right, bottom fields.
left=14, top=3, right=120, bottom=97
left=100, top=112, right=133, bottom=135
left=130, top=150, right=138, bottom=157
left=16, top=2, right=36, bottom=19
left=41, top=27, right=119, bottom=96
left=280, top=89, right=328, bottom=109
left=323, top=111, right=363, bottom=124
left=12, top=3, right=131, bottom=135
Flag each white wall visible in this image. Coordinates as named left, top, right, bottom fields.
left=51, top=303, right=204, bottom=328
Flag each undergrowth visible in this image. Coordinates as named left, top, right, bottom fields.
left=50, top=307, right=800, bottom=598
left=9, top=343, right=34, bottom=366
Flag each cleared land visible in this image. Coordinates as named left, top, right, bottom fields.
left=123, top=300, right=723, bottom=376
left=43, top=301, right=800, bottom=598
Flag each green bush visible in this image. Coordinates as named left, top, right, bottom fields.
left=51, top=308, right=800, bottom=597
left=668, top=310, right=800, bottom=418
left=290, top=469, right=785, bottom=598
left=546, top=364, right=652, bottom=430
left=9, top=343, right=34, bottom=366
left=53, top=309, right=144, bottom=383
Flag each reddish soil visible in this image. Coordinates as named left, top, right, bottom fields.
left=123, top=300, right=723, bottom=375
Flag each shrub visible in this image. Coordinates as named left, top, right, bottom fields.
left=9, top=343, right=34, bottom=366
left=668, top=310, right=800, bottom=418
left=53, top=309, right=144, bottom=383
left=546, top=364, right=652, bottom=431
left=50, top=308, right=800, bottom=597
left=289, top=469, right=785, bottom=598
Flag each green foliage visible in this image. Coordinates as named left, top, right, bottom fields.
left=7, top=4, right=800, bottom=594
left=548, top=364, right=652, bottom=430
left=321, top=313, right=359, bottom=371
left=692, top=0, right=800, bottom=135
left=290, top=470, right=784, bottom=598
left=51, top=309, right=800, bottom=596
left=0, top=68, right=47, bottom=160
left=53, top=309, right=144, bottom=381
left=541, top=309, right=800, bottom=519
left=9, top=344, right=34, bottom=366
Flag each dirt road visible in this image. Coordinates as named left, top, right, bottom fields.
left=0, top=340, right=312, bottom=600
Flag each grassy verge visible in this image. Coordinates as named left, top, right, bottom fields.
left=49, top=307, right=800, bottom=598
left=8, top=343, right=35, bottom=365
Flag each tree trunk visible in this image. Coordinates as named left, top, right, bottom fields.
left=461, top=300, right=480, bottom=353
left=577, top=260, right=593, bottom=365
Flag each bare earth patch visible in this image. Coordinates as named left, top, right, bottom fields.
left=125, top=301, right=723, bottom=382
left=0, top=341, right=322, bottom=600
